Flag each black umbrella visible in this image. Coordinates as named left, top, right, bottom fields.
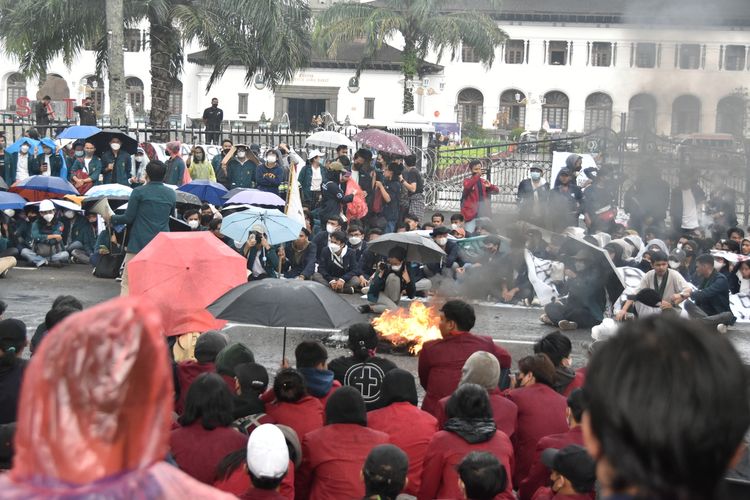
left=174, top=190, right=202, bottom=208
left=564, top=235, right=625, bottom=300
left=88, top=129, right=139, bottom=155
left=208, top=279, right=365, bottom=360
left=169, top=216, right=192, bottom=232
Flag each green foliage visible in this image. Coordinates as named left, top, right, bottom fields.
left=510, top=127, right=525, bottom=141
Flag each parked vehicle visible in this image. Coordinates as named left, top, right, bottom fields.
left=674, top=133, right=745, bottom=166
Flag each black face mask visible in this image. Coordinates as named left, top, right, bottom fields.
left=200, top=214, right=213, bottom=225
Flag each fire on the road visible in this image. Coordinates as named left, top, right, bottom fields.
left=372, top=301, right=442, bottom=355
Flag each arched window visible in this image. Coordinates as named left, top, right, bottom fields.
left=168, top=79, right=183, bottom=115
left=84, top=75, right=105, bottom=113
left=716, top=95, right=744, bottom=137
left=671, top=95, right=701, bottom=135
left=628, top=93, right=657, bottom=133
left=126, top=77, right=145, bottom=113
left=6, top=73, right=27, bottom=111
left=497, top=89, right=526, bottom=130
left=584, top=92, right=613, bottom=132
left=457, top=88, right=484, bottom=126
left=541, top=91, right=569, bottom=130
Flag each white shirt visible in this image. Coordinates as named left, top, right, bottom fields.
left=251, top=251, right=265, bottom=277
left=311, top=166, right=323, bottom=191
left=84, top=157, right=92, bottom=173
left=15, top=154, right=29, bottom=181
left=351, top=170, right=360, bottom=184
left=737, top=271, right=750, bottom=294
left=42, top=154, right=52, bottom=176
left=681, top=189, right=699, bottom=230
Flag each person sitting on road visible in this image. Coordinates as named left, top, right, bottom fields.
left=242, top=225, right=279, bottom=281
left=264, top=369, right=324, bottom=445
left=362, top=444, right=410, bottom=500
left=30, top=200, right=70, bottom=267
left=457, top=451, right=508, bottom=500
left=279, top=228, right=316, bottom=280
left=293, top=340, right=340, bottom=407
left=531, top=445, right=596, bottom=500
left=533, top=331, right=576, bottom=395
left=682, top=253, right=736, bottom=333
left=360, top=246, right=416, bottom=314
left=312, top=230, right=361, bottom=294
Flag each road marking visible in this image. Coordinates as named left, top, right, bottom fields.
left=494, top=339, right=536, bottom=345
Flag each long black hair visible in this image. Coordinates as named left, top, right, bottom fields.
left=178, top=373, right=234, bottom=430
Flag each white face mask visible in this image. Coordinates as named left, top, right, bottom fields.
left=3, top=209, right=15, bottom=217
left=265, top=155, right=277, bottom=163
left=436, top=237, right=448, bottom=246
left=348, top=236, right=362, bottom=246
left=188, top=220, right=200, bottom=229
left=20, top=144, right=29, bottom=153
left=391, top=265, right=402, bottom=272
left=714, top=261, right=724, bottom=271
left=326, top=224, right=336, bottom=234
left=236, top=151, right=246, bottom=159
left=574, top=261, right=586, bottom=272
left=530, top=171, right=541, bottom=181
left=42, top=213, right=54, bottom=222
left=110, top=143, right=121, bottom=151
left=669, top=260, right=681, bottom=269
left=451, top=223, right=459, bottom=230
left=64, top=210, right=76, bottom=219
left=135, top=154, right=144, bottom=161
left=328, top=242, right=341, bottom=254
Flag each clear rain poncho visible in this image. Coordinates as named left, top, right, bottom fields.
left=0, top=296, right=234, bottom=499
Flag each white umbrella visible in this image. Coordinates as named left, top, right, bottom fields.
left=305, top=131, right=354, bottom=149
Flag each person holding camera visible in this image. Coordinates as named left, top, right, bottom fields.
left=73, top=97, right=97, bottom=126
left=359, top=246, right=415, bottom=314
left=461, top=160, right=499, bottom=235
left=242, top=225, right=279, bottom=281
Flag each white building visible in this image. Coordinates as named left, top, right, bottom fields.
left=1, top=0, right=749, bottom=137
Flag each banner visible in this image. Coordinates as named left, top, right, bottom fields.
left=285, top=163, right=305, bottom=228
left=525, top=249, right=562, bottom=305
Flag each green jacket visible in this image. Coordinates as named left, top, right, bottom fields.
left=4, top=152, right=40, bottom=185
left=100, top=150, right=132, bottom=186
left=111, top=181, right=176, bottom=253
left=165, top=156, right=186, bottom=186
left=35, top=153, right=64, bottom=177
left=245, top=245, right=279, bottom=278
left=70, top=157, right=103, bottom=185
left=227, top=158, right=257, bottom=189
left=71, top=218, right=98, bottom=253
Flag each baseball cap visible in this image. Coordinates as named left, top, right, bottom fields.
left=431, top=226, right=451, bottom=237
left=541, top=445, right=596, bottom=493
left=39, top=199, right=55, bottom=212
left=246, top=424, right=289, bottom=479
left=308, top=149, right=323, bottom=160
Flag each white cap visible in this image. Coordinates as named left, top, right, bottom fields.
left=39, top=199, right=55, bottom=212
left=246, top=424, right=289, bottom=479
left=308, top=149, right=323, bottom=160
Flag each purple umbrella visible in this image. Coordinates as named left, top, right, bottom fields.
left=353, top=129, right=412, bottom=156
left=226, top=189, right=285, bottom=208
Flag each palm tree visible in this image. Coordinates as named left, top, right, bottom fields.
left=314, top=0, right=507, bottom=113
left=0, top=0, right=311, bottom=134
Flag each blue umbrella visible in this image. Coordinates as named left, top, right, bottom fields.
left=57, top=125, right=102, bottom=140
left=5, top=137, right=40, bottom=154
left=178, top=180, right=228, bottom=206
left=220, top=206, right=303, bottom=246
left=0, top=192, right=27, bottom=210
left=11, top=175, right=78, bottom=201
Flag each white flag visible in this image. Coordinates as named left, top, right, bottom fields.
left=286, top=163, right=305, bottom=227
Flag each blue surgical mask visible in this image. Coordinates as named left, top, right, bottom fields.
left=530, top=171, right=541, bottom=181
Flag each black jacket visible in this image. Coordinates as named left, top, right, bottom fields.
left=426, top=240, right=462, bottom=276
left=692, top=271, right=733, bottom=318
left=283, top=241, right=317, bottom=279
left=318, top=246, right=360, bottom=282
left=328, top=355, right=398, bottom=410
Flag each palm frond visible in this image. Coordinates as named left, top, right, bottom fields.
left=420, top=11, right=507, bottom=68
left=313, top=3, right=405, bottom=58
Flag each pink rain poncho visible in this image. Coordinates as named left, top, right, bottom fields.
left=0, top=296, right=234, bottom=499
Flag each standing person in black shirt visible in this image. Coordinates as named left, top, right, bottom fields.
left=73, top=97, right=97, bottom=126
left=202, top=97, right=223, bottom=145
left=400, top=154, right=425, bottom=222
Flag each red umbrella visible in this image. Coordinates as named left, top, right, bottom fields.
left=128, top=232, right=247, bottom=336
left=353, top=129, right=412, bottom=156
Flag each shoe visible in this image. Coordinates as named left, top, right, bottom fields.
left=358, top=304, right=372, bottom=314
left=36, top=259, right=48, bottom=268
left=717, top=323, right=728, bottom=334
left=342, top=286, right=354, bottom=294
left=539, top=314, right=554, bottom=326
left=531, top=297, right=541, bottom=306
left=558, top=320, right=578, bottom=331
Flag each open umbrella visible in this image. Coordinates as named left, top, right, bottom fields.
left=178, top=180, right=228, bottom=206
left=220, top=206, right=302, bottom=246
left=26, top=198, right=83, bottom=212
left=10, top=175, right=78, bottom=202
left=5, top=137, right=41, bottom=155
left=83, top=183, right=133, bottom=210
left=353, top=129, right=412, bottom=156
left=174, top=190, right=202, bottom=208
left=129, top=232, right=248, bottom=336
left=208, top=279, right=365, bottom=359
left=0, top=192, right=27, bottom=210
left=169, top=216, right=192, bottom=232
left=222, top=187, right=250, bottom=200
left=367, top=231, right=446, bottom=264
left=564, top=235, right=625, bottom=300
left=57, top=125, right=101, bottom=140
left=88, top=129, right=139, bottom=155
left=226, top=189, right=285, bottom=208
left=306, top=130, right=354, bottom=149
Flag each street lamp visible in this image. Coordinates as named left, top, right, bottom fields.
left=347, top=76, right=360, bottom=93
left=253, top=74, right=266, bottom=90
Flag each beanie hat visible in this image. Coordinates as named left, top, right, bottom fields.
left=215, top=343, right=255, bottom=376
left=459, top=351, right=500, bottom=390
left=325, top=386, right=367, bottom=426
left=0, top=319, right=26, bottom=354
left=193, top=330, right=228, bottom=363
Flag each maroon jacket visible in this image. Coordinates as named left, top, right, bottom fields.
left=175, top=361, right=215, bottom=414
left=265, top=395, right=324, bottom=442
left=417, top=429, right=515, bottom=500
left=461, top=173, right=500, bottom=222
left=296, top=423, right=389, bottom=500
left=506, top=384, right=568, bottom=486
left=518, top=426, right=588, bottom=500
left=368, top=402, right=438, bottom=496
left=418, top=332, right=512, bottom=416
left=169, top=423, right=248, bottom=484
left=239, top=488, right=288, bottom=499
left=434, top=387, right=518, bottom=438
left=562, top=368, right=586, bottom=397
left=532, top=488, right=594, bottom=500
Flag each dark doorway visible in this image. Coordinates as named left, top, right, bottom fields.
left=288, top=98, right=326, bottom=131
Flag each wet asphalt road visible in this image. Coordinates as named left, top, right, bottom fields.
left=3, top=265, right=749, bottom=377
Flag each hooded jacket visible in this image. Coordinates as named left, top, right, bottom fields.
left=298, top=367, right=340, bottom=406
left=265, top=395, right=324, bottom=445
left=0, top=297, right=234, bottom=499
left=461, top=172, right=500, bottom=222
left=255, top=162, right=284, bottom=196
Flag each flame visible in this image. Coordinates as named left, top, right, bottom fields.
left=372, top=301, right=442, bottom=355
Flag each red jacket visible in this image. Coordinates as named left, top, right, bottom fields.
left=418, top=332, right=511, bottom=416
left=265, top=395, right=324, bottom=442
left=562, top=368, right=586, bottom=397
left=532, top=487, right=594, bottom=500
left=461, top=173, right=499, bottom=222
left=435, top=387, right=518, bottom=438
left=368, top=402, right=439, bottom=496
left=296, top=423, right=390, bottom=500
left=214, top=459, right=295, bottom=500
left=174, top=361, right=235, bottom=414
left=169, top=423, right=248, bottom=484
left=239, top=488, right=288, bottom=499
left=506, top=384, right=569, bottom=487
left=417, top=429, right=515, bottom=500
left=518, top=427, right=588, bottom=500
left=260, top=380, right=342, bottom=408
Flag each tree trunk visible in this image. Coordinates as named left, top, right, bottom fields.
left=148, top=18, right=173, bottom=141
left=402, top=38, right=417, bottom=113
left=106, top=0, right=126, bottom=127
